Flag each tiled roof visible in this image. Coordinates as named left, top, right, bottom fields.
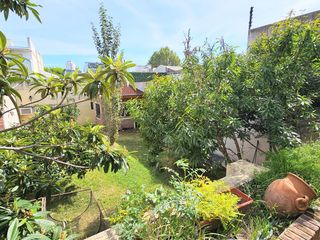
left=121, top=85, right=143, bottom=97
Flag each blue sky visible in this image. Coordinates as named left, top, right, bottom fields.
left=1, top=0, right=320, bottom=70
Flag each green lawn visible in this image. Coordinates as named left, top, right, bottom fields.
left=72, top=130, right=168, bottom=209
left=47, top=131, right=168, bottom=237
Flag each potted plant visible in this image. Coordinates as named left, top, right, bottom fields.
left=189, top=178, right=253, bottom=229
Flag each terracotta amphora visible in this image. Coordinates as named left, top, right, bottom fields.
left=263, top=172, right=317, bottom=215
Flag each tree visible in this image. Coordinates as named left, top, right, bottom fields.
left=0, top=2, right=135, bottom=238
left=243, top=17, right=320, bottom=148
left=0, top=0, right=41, bottom=22
left=148, top=47, right=181, bottom=67
left=91, top=3, right=134, bottom=145
left=129, top=17, right=320, bottom=169
left=129, top=45, right=243, bottom=168
left=81, top=54, right=135, bottom=144
left=91, top=3, right=120, bottom=59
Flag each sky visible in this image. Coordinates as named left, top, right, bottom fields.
left=1, top=0, right=320, bottom=70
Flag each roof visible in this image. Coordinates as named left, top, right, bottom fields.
left=121, top=85, right=144, bottom=99
left=131, top=72, right=167, bottom=82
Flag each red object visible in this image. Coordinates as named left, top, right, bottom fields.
left=231, top=188, right=253, bottom=210
left=263, top=172, right=317, bottom=215
left=121, top=85, right=143, bottom=100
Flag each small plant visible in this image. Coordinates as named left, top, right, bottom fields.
left=0, top=198, right=78, bottom=239
left=242, top=216, right=274, bottom=240
left=189, top=178, right=240, bottom=226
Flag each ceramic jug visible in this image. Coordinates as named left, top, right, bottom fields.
left=263, top=173, right=317, bottom=214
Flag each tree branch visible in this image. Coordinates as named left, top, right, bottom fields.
left=1, top=96, right=48, bottom=116
left=0, top=144, right=72, bottom=151
left=243, top=137, right=267, bottom=154
left=0, top=97, right=90, bottom=133
left=16, top=150, right=89, bottom=169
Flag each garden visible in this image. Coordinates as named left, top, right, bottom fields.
left=0, top=1, right=320, bottom=240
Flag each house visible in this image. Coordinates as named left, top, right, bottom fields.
left=248, top=10, right=320, bottom=46
left=7, top=38, right=97, bottom=125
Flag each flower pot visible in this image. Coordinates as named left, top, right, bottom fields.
left=231, top=188, right=253, bottom=212
left=263, top=172, right=317, bottom=215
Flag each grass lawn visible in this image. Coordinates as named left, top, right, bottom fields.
left=47, top=131, right=168, bottom=237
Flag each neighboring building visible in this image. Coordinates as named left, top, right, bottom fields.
left=153, top=65, right=182, bottom=74
left=8, top=37, right=48, bottom=75
left=0, top=97, right=20, bottom=130
left=7, top=38, right=96, bottom=125
left=83, top=62, right=102, bottom=73
left=248, top=10, right=320, bottom=46
left=120, top=85, right=143, bottom=129
left=131, top=64, right=182, bottom=74
left=64, top=60, right=77, bottom=74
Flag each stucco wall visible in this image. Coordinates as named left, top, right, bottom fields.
left=248, top=10, right=320, bottom=46
left=2, top=96, right=20, bottom=128
left=15, top=85, right=96, bottom=125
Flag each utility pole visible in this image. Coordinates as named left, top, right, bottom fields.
left=247, top=6, right=254, bottom=48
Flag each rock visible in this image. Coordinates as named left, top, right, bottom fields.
left=221, top=160, right=267, bottom=187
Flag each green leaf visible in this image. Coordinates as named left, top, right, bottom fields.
left=7, top=218, right=19, bottom=240
left=29, top=7, right=42, bottom=23
left=0, top=31, right=7, bottom=50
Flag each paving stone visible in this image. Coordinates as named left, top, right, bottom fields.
left=85, top=229, right=119, bottom=240
left=279, top=204, right=320, bottom=240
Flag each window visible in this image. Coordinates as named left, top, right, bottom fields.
left=20, top=107, right=33, bottom=115
left=90, top=102, right=94, bottom=110
left=121, top=105, right=130, bottom=117
left=95, top=103, right=101, bottom=118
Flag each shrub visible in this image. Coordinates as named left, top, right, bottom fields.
left=189, top=178, right=240, bottom=226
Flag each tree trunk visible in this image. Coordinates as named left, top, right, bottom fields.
left=104, top=87, right=121, bottom=145
left=217, top=137, right=231, bottom=164
left=232, top=134, right=242, bottom=160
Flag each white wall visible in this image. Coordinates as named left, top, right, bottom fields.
left=2, top=97, right=20, bottom=128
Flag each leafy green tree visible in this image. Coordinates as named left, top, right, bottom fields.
left=148, top=47, right=181, bottom=67
left=81, top=54, right=135, bottom=144
left=91, top=2, right=120, bottom=59
left=129, top=46, right=243, bottom=166
left=0, top=0, right=41, bottom=22
left=91, top=3, right=132, bottom=145
left=129, top=17, right=320, bottom=169
left=244, top=17, right=320, bottom=148
left=0, top=2, right=134, bottom=238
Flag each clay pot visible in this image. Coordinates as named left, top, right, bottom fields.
left=264, top=173, right=317, bottom=215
